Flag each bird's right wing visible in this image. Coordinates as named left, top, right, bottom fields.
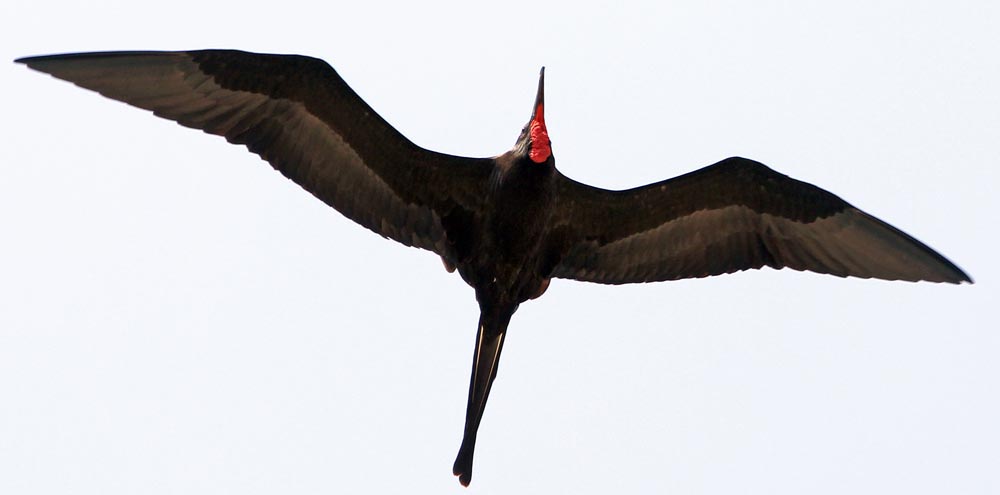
left=549, top=157, right=970, bottom=284
left=17, top=50, right=494, bottom=259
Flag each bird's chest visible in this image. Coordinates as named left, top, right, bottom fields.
left=457, top=165, right=555, bottom=296
left=485, top=167, right=555, bottom=260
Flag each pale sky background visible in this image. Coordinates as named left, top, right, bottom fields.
left=1, top=1, right=997, bottom=494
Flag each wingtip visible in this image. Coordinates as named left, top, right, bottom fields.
left=954, top=263, right=974, bottom=284
left=15, top=53, right=64, bottom=66
left=936, top=259, right=973, bottom=284
left=14, top=54, right=45, bottom=66
left=15, top=53, right=77, bottom=69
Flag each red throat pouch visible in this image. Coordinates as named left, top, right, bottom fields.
left=528, top=105, right=550, bottom=163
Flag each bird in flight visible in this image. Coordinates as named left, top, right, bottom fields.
left=17, top=50, right=970, bottom=486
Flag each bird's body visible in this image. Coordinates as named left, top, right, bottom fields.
left=17, top=50, right=971, bottom=486
left=459, top=154, right=557, bottom=304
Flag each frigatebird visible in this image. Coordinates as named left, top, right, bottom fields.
left=17, top=50, right=970, bottom=486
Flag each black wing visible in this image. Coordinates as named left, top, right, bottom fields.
left=17, top=50, right=494, bottom=258
left=550, top=157, right=970, bottom=284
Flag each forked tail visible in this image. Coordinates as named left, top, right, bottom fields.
left=453, top=307, right=515, bottom=486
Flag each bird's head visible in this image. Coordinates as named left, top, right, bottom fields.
left=516, top=67, right=551, bottom=164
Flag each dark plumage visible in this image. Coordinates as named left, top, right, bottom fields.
left=17, top=50, right=971, bottom=486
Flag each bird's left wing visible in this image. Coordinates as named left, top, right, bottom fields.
left=17, top=50, right=494, bottom=258
left=549, top=157, right=970, bottom=284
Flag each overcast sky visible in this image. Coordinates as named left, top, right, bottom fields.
left=2, top=1, right=997, bottom=494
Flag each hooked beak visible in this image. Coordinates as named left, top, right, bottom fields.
left=531, top=67, right=545, bottom=124
left=526, top=67, right=551, bottom=164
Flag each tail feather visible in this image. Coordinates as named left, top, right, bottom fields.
left=453, top=309, right=513, bottom=486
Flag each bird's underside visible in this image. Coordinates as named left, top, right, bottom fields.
left=17, top=49, right=971, bottom=487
